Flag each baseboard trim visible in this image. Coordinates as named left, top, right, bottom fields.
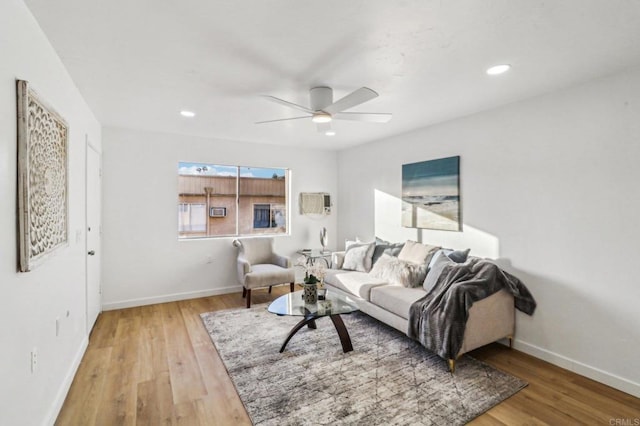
left=102, top=286, right=243, bottom=311
left=44, top=335, right=89, bottom=426
left=514, top=338, right=640, bottom=398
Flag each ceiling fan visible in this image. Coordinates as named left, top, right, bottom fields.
left=256, top=86, right=392, bottom=134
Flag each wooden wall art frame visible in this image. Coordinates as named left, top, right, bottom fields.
left=17, top=80, right=69, bottom=272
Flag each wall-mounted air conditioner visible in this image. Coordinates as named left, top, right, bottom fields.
left=209, top=207, right=227, bottom=217
left=299, top=192, right=331, bottom=215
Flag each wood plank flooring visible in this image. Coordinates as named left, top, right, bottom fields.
left=56, top=286, right=640, bottom=425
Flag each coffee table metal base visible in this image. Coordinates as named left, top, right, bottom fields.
left=279, top=313, right=353, bottom=353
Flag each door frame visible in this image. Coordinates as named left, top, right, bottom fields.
left=85, top=136, right=102, bottom=334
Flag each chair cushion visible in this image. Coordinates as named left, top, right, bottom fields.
left=244, top=264, right=294, bottom=289
left=369, top=286, right=427, bottom=320
left=323, top=269, right=387, bottom=300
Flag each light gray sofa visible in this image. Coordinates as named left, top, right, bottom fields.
left=324, top=251, right=515, bottom=372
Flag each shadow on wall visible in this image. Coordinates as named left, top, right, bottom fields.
left=374, top=189, right=499, bottom=258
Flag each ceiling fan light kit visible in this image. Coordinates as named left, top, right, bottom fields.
left=311, top=112, right=332, bottom=123
left=257, top=86, right=392, bottom=132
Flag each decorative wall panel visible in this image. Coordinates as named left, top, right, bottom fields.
left=17, top=80, right=69, bottom=272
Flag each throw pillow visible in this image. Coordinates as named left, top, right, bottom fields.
left=427, top=248, right=471, bottom=270
left=370, top=254, right=428, bottom=288
left=342, top=241, right=375, bottom=272
left=398, top=240, right=440, bottom=265
left=423, top=251, right=455, bottom=294
left=445, top=248, right=470, bottom=263
left=371, top=240, right=405, bottom=265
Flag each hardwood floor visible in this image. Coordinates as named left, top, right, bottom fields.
left=56, top=287, right=640, bottom=425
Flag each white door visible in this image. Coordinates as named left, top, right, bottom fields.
left=86, top=141, right=102, bottom=334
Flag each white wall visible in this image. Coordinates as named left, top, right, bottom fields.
left=337, top=65, right=640, bottom=397
left=0, top=1, right=102, bottom=425
left=101, top=127, right=337, bottom=309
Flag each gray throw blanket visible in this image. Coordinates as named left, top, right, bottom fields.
left=407, top=258, right=536, bottom=360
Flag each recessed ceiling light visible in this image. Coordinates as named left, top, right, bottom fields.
left=180, top=110, right=196, bottom=117
left=486, top=64, right=511, bottom=75
left=325, top=130, right=336, bottom=136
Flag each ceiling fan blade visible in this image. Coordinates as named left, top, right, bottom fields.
left=324, top=87, right=379, bottom=114
left=333, top=112, right=392, bottom=123
left=262, top=95, right=313, bottom=114
left=316, top=122, right=331, bottom=133
left=255, top=116, right=311, bottom=124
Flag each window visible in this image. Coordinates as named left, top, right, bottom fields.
left=177, top=162, right=289, bottom=239
left=253, top=204, right=272, bottom=228
left=178, top=203, right=206, bottom=232
left=252, top=204, right=286, bottom=229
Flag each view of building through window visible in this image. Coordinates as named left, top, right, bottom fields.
left=177, top=163, right=288, bottom=238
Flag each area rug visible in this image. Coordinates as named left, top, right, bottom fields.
left=200, top=306, right=526, bottom=425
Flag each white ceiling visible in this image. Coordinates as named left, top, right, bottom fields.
left=24, top=0, right=640, bottom=150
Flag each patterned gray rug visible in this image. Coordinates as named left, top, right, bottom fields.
left=200, top=306, right=526, bottom=425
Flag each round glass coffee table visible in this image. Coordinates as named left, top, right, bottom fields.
left=268, top=289, right=359, bottom=353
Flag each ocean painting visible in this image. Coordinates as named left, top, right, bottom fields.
left=402, top=156, right=461, bottom=231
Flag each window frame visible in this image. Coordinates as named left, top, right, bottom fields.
left=177, top=163, right=290, bottom=240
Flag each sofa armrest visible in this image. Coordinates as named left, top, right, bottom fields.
left=271, top=253, right=290, bottom=268
left=237, top=256, right=251, bottom=285
left=331, top=251, right=345, bottom=269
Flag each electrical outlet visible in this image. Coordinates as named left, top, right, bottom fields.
left=31, top=348, right=38, bottom=373
left=206, top=256, right=213, bottom=264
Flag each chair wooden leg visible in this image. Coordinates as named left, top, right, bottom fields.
left=242, top=287, right=247, bottom=298
left=448, top=359, right=456, bottom=373
left=246, top=289, right=251, bottom=309
left=508, top=335, right=513, bottom=348
left=290, top=282, right=295, bottom=292
left=268, top=286, right=272, bottom=294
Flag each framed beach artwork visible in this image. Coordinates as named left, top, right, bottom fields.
left=17, top=80, right=69, bottom=272
left=402, top=156, right=461, bottom=231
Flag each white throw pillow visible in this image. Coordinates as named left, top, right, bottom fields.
left=369, top=254, right=428, bottom=288
left=342, top=241, right=375, bottom=272
left=397, top=240, right=440, bottom=265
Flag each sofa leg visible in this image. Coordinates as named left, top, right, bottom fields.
left=246, top=289, right=251, bottom=309
left=268, top=286, right=272, bottom=294
left=290, top=282, right=295, bottom=292
left=448, top=359, right=456, bottom=373
left=508, top=335, right=513, bottom=349
left=242, top=287, right=247, bottom=298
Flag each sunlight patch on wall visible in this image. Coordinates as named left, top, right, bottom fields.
left=374, top=189, right=500, bottom=258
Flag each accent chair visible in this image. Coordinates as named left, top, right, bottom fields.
left=233, top=237, right=295, bottom=308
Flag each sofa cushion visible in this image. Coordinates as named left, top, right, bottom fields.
left=369, top=254, right=427, bottom=288
left=397, top=240, right=440, bottom=265
left=370, top=286, right=427, bottom=320
left=343, top=241, right=375, bottom=272
left=324, top=269, right=387, bottom=300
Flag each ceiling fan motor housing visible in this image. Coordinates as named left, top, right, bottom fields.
left=310, top=87, right=333, bottom=111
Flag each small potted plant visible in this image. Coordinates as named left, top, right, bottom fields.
left=297, top=258, right=326, bottom=304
